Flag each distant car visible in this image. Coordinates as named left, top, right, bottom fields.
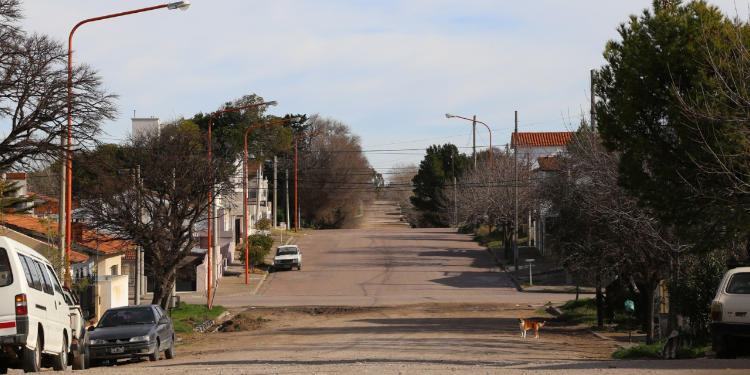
left=273, top=245, right=302, bottom=271
left=87, top=305, right=175, bottom=365
left=711, top=267, right=750, bottom=358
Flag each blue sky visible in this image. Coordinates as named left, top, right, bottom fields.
left=12, top=0, right=750, bottom=176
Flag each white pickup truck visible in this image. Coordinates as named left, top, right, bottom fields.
left=273, top=245, right=302, bottom=271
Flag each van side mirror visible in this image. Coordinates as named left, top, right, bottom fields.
left=87, top=325, right=95, bottom=332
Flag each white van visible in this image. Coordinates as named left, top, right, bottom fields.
left=0, top=236, right=71, bottom=372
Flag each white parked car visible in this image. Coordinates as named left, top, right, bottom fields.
left=273, top=245, right=302, bottom=271
left=710, top=266, right=750, bottom=358
left=0, top=236, right=72, bottom=373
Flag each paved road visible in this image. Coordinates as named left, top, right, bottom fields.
left=210, top=201, right=579, bottom=307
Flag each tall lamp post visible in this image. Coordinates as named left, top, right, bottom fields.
left=293, top=131, right=322, bottom=232
left=445, top=113, right=492, bottom=168
left=63, top=1, right=191, bottom=285
left=206, top=101, right=277, bottom=308
left=243, top=117, right=296, bottom=284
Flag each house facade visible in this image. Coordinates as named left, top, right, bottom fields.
left=511, top=131, right=573, bottom=256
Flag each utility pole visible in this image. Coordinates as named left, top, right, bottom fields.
left=58, top=137, right=66, bottom=283
left=513, top=111, right=519, bottom=271
left=256, top=163, right=261, bottom=231
left=451, top=152, right=457, bottom=227
left=273, top=156, right=278, bottom=228
left=134, top=165, right=141, bottom=305
left=590, top=69, right=596, bottom=131
left=472, top=115, right=477, bottom=169
left=285, top=168, right=290, bottom=231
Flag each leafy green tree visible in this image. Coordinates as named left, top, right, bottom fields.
left=667, top=251, right=729, bottom=341
left=411, top=144, right=469, bottom=227
left=0, top=179, right=34, bottom=213
left=595, top=0, right=750, bottom=253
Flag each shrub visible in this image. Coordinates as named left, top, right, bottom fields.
left=667, top=251, right=729, bottom=342
left=255, top=218, right=271, bottom=231
left=238, top=234, right=274, bottom=267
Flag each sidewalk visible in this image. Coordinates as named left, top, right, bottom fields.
left=486, top=246, right=595, bottom=295
left=179, top=234, right=296, bottom=306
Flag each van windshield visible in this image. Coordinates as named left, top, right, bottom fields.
left=0, top=247, right=12, bottom=287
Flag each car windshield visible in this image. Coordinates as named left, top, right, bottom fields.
left=277, top=248, right=298, bottom=256
left=726, top=272, right=750, bottom=294
left=0, top=248, right=12, bottom=287
left=98, top=307, right=155, bottom=327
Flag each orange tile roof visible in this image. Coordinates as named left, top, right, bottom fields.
left=1, top=214, right=88, bottom=263
left=1, top=214, right=132, bottom=256
left=125, top=248, right=136, bottom=261
left=512, top=132, right=573, bottom=147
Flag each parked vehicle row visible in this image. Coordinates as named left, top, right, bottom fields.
left=1, top=236, right=176, bottom=372
left=0, top=236, right=72, bottom=373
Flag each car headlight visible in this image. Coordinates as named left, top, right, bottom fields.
left=89, top=338, right=108, bottom=345
left=129, top=335, right=150, bottom=343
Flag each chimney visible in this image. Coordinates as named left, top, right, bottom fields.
left=72, top=221, right=86, bottom=244
left=4, top=172, right=27, bottom=197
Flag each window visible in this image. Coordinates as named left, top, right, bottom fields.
left=110, top=265, right=118, bottom=276
left=0, top=248, right=12, bottom=287
left=35, top=260, right=54, bottom=295
left=18, top=254, right=34, bottom=288
left=726, top=273, right=750, bottom=294
left=46, top=265, right=64, bottom=295
left=19, top=255, right=43, bottom=291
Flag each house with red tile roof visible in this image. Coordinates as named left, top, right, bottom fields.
left=511, top=132, right=573, bottom=169
left=509, top=132, right=574, bottom=257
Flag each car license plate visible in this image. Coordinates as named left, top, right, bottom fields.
left=110, top=346, right=124, bottom=354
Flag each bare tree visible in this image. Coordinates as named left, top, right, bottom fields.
left=540, top=128, right=685, bottom=343
left=384, top=164, right=418, bottom=224
left=0, top=0, right=116, bottom=172
left=77, top=124, right=233, bottom=308
left=298, top=115, right=374, bottom=228
left=455, top=150, right=532, bottom=257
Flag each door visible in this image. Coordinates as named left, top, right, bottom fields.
left=0, top=247, right=17, bottom=337
left=17, top=254, right=49, bottom=350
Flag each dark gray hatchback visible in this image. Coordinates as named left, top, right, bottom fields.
left=87, top=305, right=175, bottom=365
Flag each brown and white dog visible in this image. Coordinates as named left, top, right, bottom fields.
left=519, top=318, right=546, bottom=339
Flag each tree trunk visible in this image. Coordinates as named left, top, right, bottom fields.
left=151, top=268, right=175, bottom=310
left=595, top=271, right=604, bottom=328
left=645, top=278, right=658, bottom=344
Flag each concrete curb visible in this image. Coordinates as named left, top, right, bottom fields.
left=485, top=248, right=523, bottom=292
left=251, top=272, right=268, bottom=295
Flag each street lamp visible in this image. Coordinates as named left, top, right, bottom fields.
left=294, top=131, right=322, bottom=232
left=242, top=117, right=297, bottom=284
left=445, top=113, right=493, bottom=168
left=63, top=1, right=191, bottom=285
left=206, top=100, right=277, bottom=308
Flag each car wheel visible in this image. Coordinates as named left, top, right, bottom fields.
left=298, top=265, right=302, bottom=271
left=52, top=335, right=68, bottom=371
left=165, top=336, right=175, bottom=359
left=149, top=339, right=161, bottom=361
left=23, top=332, right=42, bottom=373
left=714, top=334, right=735, bottom=359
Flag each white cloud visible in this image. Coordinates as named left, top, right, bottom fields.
left=12, top=0, right=750, bottom=170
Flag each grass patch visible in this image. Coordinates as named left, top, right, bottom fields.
left=612, top=340, right=709, bottom=359
left=612, top=340, right=664, bottom=359
left=556, top=298, right=638, bottom=329
left=556, top=298, right=597, bottom=325
left=169, top=302, right=228, bottom=333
